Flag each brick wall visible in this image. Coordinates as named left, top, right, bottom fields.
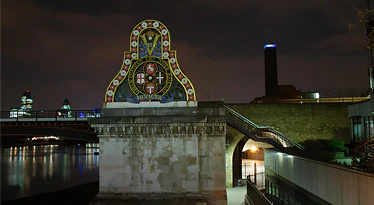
left=225, top=103, right=351, bottom=143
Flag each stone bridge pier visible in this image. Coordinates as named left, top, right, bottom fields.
left=89, top=102, right=227, bottom=205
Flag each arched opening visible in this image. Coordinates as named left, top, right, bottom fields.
left=232, top=136, right=274, bottom=188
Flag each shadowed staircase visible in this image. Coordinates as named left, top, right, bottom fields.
left=225, top=105, right=304, bottom=153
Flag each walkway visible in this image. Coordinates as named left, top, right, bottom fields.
left=227, top=185, right=246, bottom=205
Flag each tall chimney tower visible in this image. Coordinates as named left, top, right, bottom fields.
left=264, top=44, right=279, bottom=97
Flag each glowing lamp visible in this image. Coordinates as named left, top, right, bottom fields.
left=264, top=44, right=276, bottom=49
left=250, top=146, right=257, bottom=152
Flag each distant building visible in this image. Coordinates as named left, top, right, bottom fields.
left=347, top=0, right=374, bottom=143
left=252, top=85, right=302, bottom=103
left=20, top=90, right=33, bottom=112
left=58, top=99, right=72, bottom=118
left=258, top=44, right=304, bottom=102
left=10, top=90, right=33, bottom=117
left=252, top=44, right=369, bottom=104
left=264, top=44, right=279, bottom=97
left=349, top=100, right=373, bottom=142
left=10, top=107, right=23, bottom=118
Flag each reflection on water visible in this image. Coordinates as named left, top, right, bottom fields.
left=1, top=143, right=99, bottom=202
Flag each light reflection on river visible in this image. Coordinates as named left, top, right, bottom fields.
left=1, top=144, right=99, bottom=202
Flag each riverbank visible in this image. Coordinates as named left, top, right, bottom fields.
left=2, top=181, right=247, bottom=205
left=2, top=181, right=99, bottom=205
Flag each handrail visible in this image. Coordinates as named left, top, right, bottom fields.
left=225, top=106, right=259, bottom=129
left=246, top=175, right=273, bottom=205
left=224, top=105, right=304, bottom=150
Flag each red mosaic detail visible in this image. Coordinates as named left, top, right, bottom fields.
left=132, top=36, right=137, bottom=40
left=178, top=74, right=183, bottom=79
left=164, top=47, right=168, bottom=52
left=132, top=48, right=137, bottom=52
left=145, top=82, right=156, bottom=94
left=126, top=54, right=131, bottom=59
left=118, top=76, right=123, bottom=80
left=107, top=96, right=112, bottom=102
left=185, top=84, right=191, bottom=89
left=169, top=52, right=174, bottom=58
left=110, top=85, right=115, bottom=90
left=124, top=65, right=129, bottom=71
left=158, top=26, right=164, bottom=30
left=137, top=26, right=142, bottom=30
left=164, top=35, right=168, bottom=40
left=148, top=22, right=153, bottom=26
left=172, top=64, right=177, bottom=69
left=188, top=95, right=194, bottom=100
left=145, top=63, right=156, bottom=75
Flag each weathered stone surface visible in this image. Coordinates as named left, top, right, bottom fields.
left=90, top=102, right=227, bottom=205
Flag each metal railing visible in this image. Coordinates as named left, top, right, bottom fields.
left=225, top=105, right=259, bottom=130
left=245, top=176, right=273, bottom=205
left=0, top=110, right=100, bottom=122
left=242, top=163, right=266, bottom=190
left=225, top=105, right=304, bottom=150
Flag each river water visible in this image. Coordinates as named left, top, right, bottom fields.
left=1, top=144, right=99, bottom=202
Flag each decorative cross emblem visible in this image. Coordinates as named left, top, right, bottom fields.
left=136, top=73, right=145, bottom=84
left=156, top=72, right=164, bottom=84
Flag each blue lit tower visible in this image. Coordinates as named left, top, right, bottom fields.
left=264, top=44, right=279, bottom=97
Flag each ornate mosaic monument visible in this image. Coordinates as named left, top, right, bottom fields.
left=91, top=20, right=226, bottom=205
left=104, top=20, right=197, bottom=108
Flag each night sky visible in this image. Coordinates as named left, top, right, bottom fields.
left=1, top=0, right=371, bottom=110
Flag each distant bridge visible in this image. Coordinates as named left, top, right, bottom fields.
left=0, top=110, right=99, bottom=142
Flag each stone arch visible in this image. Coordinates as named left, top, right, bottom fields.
left=226, top=126, right=274, bottom=187
left=232, top=135, right=250, bottom=187
left=225, top=126, right=246, bottom=187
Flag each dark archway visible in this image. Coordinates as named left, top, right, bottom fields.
left=231, top=136, right=275, bottom=187
left=232, top=135, right=250, bottom=186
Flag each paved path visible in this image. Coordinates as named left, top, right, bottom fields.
left=227, top=185, right=246, bottom=205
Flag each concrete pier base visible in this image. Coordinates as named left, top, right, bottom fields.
left=89, top=102, right=227, bottom=205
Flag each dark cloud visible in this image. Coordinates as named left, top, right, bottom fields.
left=1, top=0, right=371, bottom=110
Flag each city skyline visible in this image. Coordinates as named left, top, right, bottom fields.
left=1, top=0, right=371, bottom=110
